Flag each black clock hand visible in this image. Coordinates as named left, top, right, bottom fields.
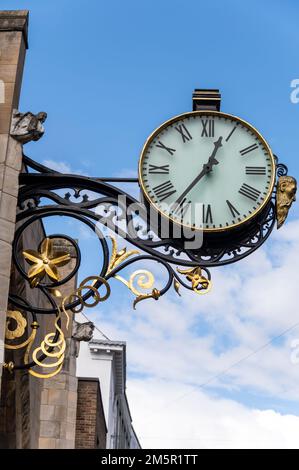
left=175, top=136, right=223, bottom=205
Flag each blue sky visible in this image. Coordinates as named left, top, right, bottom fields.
left=3, top=0, right=299, bottom=448
left=5, top=0, right=299, bottom=182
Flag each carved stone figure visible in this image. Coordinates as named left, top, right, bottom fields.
left=276, top=175, right=297, bottom=229
left=10, top=109, right=47, bottom=143
left=71, top=320, right=95, bottom=357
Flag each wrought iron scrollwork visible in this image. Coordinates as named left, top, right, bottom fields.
left=4, top=153, right=287, bottom=377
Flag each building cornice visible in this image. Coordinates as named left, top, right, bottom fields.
left=89, top=339, right=126, bottom=395
left=0, top=10, right=29, bottom=49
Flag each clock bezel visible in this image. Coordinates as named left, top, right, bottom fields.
left=138, top=110, right=276, bottom=233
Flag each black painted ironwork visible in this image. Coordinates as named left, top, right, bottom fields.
left=5, top=152, right=285, bottom=373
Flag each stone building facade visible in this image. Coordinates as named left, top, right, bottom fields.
left=0, top=9, right=87, bottom=449
left=0, top=9, right=139, bottom=450
left=0, top=10, right=28, bottom=396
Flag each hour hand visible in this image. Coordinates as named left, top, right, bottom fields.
left=206, top=136, right=223, bottom=168
left=175, top=136, right=223, bottom=205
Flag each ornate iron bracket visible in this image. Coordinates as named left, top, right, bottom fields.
left=4, top=152, right=295, bottom=378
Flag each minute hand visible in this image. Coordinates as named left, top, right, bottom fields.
left=175, top=136, right=223, bottom=205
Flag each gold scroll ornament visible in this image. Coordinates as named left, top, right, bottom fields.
left=4, top=236, right=211, bottom=378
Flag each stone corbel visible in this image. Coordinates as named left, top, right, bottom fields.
left=10, top=109, right=47, bottom=144
left=71, top=320, right=95, bottom=358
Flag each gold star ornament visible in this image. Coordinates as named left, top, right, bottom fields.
left=23, top=238, right=71, bottom=288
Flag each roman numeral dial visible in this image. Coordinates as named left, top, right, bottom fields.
left=201, top=119, right=214, bottom=137
left=175, top=124, right=192, bottom=143
left=149, top=164, right=169, bottom=174
left=152, top=180, right=176, bottom=202
left=239, top=183, right=261, bottom=201
left=139, top=111, right=275, bottom=231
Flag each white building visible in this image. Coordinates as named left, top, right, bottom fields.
left=76, top=315, right=141, bottom=449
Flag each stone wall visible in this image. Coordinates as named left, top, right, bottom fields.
left=38, top=373, right=78, bottom=449
left=0, top=10, right=28, bottom=393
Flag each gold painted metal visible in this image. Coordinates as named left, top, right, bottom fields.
left=107, top=237, right=162, bottom=308
left=5, top=310, right=39, bottom=352
left=177, top=266, right=211, bottom=294
left=5, top=310, right=27, bottom=340
left=24, top=275, right=112, bottom=379
left=5, top=323, right=38, bottom=351
left=62, top=275, right=111, bottom=315
left=133, top=288, right=161, bottom=310
left=23, top=237, right=71, bottom=287
left=108, top=236, right=139, bottom=273
left=25, top=306, right=66, bottom=379
left=3, top=361, right=15, bottom=373
left=276, top=175, right=297, bottom=229
left=9, top=235, right=211, bottom=378
left=173, top=279, right=181, bottom=296
left=138, top=110, right=276, bottom=233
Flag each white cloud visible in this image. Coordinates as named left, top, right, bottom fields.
left=43, top=159, right=88, bottom=175
left=127, top=378, right=299, bottom=449
left=84, top=218, right=299, bottom=448
left=43, top=159, right=73, bottom=173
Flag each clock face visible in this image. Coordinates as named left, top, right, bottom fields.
left=138, top=111, right=275, bottom=232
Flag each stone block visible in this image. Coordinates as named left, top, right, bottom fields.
left=2, top=165, right=19, bottom=197
left=0, top=135, right=8, bottom=163
left=0, top=191, right=17, bottom=221
left=5, top=137, right=22, bottom=171
left=0, top=218, right=15, bottom=243
left=0, top=106, right=12, bottom=134
left=66, top=421, right=76, bottom=441
left=67, top=390, right=78, bottom=408
left=40, top=404, right=55, bottom=421
left=54, top=405, right=67, bottom=421
left=0, top=63, right=18, bottom=83
left=66, top=406, right=77, bottom=424
left=0, top=337, right=4, bottom=365
left=42, top=374, right=67, bottom=391
left=60, top=421, right=66, bottom=438
left=48, top=389, right=68, bottom=406
left=0, top=163, right=4, bottom=189
left=67, top=375, right=78, bottom=392
left=0, top=276, right=10, bottom=311
left=40, top=420, right=60, bottom=439
left=38, top=437, right=56, bottom=449
left=0, top=240, right=12, bottom=277
left=40, top=389, right=49, bottom=405
left=56, top=439, right=74, bottom=449
left=0, top=82, right=14, bottom=107
left=0, top=32, right=22, bottom=65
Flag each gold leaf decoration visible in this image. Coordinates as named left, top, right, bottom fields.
left=25, top=307, right=66, bottom=379
left=173, top=279, right=181, bottom=296
left=276, top=175, right=297, bottom=229
left=49, top=288, right=63, bottom=298
left=5, top=310, right=27, bottom=340
left=133, top=288, right=161, bottom=310
left=5, top=317, right=39, bottom=351
left=23, top=238, right=71, bottom=288
left=107, top=236, right=139, bottom=273
left=3, top=361, right=15, bottom=373
left=177, top=266, right=211, bottom=295
left=107, top=237, right=160, bottom=308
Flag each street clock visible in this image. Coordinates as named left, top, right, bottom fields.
left=139, top=110, right=275, bottom=234
left=138, top=89, right=288, bottom=251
